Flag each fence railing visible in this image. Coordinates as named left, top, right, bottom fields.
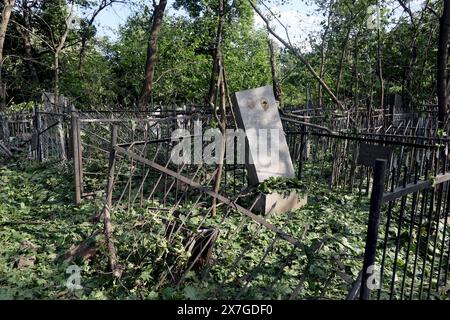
left=358, top=157, right=450, bottom=300
left=282, top=117, right=449, bottom=193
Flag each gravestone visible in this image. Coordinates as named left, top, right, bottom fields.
left=232, top=85, right=295, bottom=186
left=357, top=143, right=392, bottom=167
left=232, top=86, right=306, bottom=215
left=385, top=93, right=407, bottom=125
left=40, top=92, right=69, bottom=160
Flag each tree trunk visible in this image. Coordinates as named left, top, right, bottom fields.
left=318, top=3, right=333, bottom=107
left=54, top=27, right=70, bottom=108
left=211, top=0, right=226, bottom=216
left=268, top=38, right=282, bottom=107
left=352, top=34, right=359, bottom=108
left=0, top=0, right=16, bottom=110
left=207, top=0, right=225, bottom=107
left=376, top=9, right=384, bottom=114
left=419, top=24, right=437, bottom=102
left=78, top=0, right=113, bottom=70
left=15, top=26, right=39, bottom=84
left=398, top=0, right=426, bottom=110
left=335, top=28, right=351, bottom=99
left=211, top=64, right=226, bottom=217
left=318, top=41, right=326, bottom=107
left=437, top=0, right=450, bottom=125
left=54, top=54, right=59, bottom=100
left=16, top=0, right=38, bottom=84
left=138, top=0, right=168, bottom=110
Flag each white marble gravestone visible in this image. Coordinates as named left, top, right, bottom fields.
left=232, top=86, right=295, bottom=186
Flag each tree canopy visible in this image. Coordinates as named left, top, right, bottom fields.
left=0, top=0, right=446, bottom=116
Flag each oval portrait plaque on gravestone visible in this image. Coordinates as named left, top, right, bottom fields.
left=260, top=98, right=269, bottom=111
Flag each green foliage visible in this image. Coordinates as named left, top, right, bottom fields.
left=0, top=163, right=103, bottom=299
left=0, top=0, right=444, bottom=112
left=61, top=45, right=117, bottom=108
left=0, top=161, right=359, bottom=299
left=109, top=9, right=270, bottom=106
left=258, top=176, right=307, bottom=196
left=1, top=157, right=450, bottom=299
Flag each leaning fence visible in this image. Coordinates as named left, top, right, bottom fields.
left=0, top=93, right=70, bottom=162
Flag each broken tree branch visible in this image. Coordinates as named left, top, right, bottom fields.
left=248, top=0, right=346, bottom=113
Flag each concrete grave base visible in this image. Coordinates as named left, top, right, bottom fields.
left=255, top=191, right=308, bottom=215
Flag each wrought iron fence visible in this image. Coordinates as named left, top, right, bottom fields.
left=359, top=158, right=450, bottom=300
left=94, top=120, right=345, bottom=299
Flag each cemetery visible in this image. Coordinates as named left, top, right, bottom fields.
left=0, top=0, right=449, bottom=301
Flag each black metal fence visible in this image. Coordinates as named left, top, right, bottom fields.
left=359, top=157, right=450, bottom=300
left=281, top=117, right=450, bottom=300
left=4, top=102, right=450, bottom=299
left=282, top=117, right=449, bottom=192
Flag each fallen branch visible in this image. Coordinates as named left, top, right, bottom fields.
left=102, top=126, right=123, bottom=279
left=0, top=219, right=50, bottom=226
left=63, top=229, right=104, bottom=262
left=280, top=115, right=336, bottom=134
left=103, top=201, right=123, bottom=278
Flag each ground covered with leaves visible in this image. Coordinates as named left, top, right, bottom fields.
left=0, top=161, right=379, bottom=300
left=3, top=162, right=448, bottom=300
left=0, top=163, right=106, bottom=299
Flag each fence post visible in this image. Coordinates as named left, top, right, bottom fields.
left=56, top=97, right=67, bottom=161
left=0, top=112, right=7, bottom=141
left=71, top=107, right=82, bottom=204
left=103, top=124, right=122, bottom=278
left=33, top=98, right=41, bottom=162
left=360, top=159, right=387, bottom=300
left=106, top=125, right=118, bottom=206
left=105, top=124, right=117, bottom=211
left=297, top=128, right=306, bottom=179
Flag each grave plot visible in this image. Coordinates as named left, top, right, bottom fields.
left=67, top=106, right=215, bottom=203
left=232, top=86, right=307, bottom=214
left=90, top=119, right=348, bottom=299
left=281, top=115, right=450, bottom=299
left=0, top=93, right=70, bottom=163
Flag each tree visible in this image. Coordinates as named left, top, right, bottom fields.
left=137, top=0, right=168, bottom=110
left=53, top=1, right=75, bottom=104
left=174, top=0, right=255, bottom=103
left=0, top=0, right=16, bottom=109
left=268, top=38, right=282, bottom=106
left=14, top=0, right=39, bottom=86
left=78, top=0, right=122, bottom=70
left=207, top=0, right=225, bottom=107
left=110, top=4, right=269, bottom=106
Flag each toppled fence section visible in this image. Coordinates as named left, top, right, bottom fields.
left=95, top=119, right=349, bottom=299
